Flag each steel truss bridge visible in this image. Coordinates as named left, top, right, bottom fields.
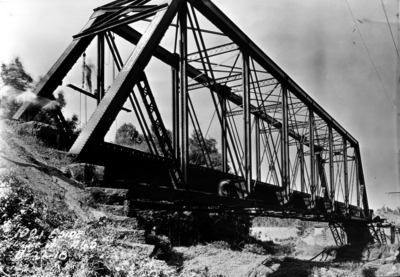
left=14, top=0, right=381, bottom=245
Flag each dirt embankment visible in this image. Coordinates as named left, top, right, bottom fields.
left=1, top=119, right=400, bottom=277
left=0, top=120, right=91, bottom=220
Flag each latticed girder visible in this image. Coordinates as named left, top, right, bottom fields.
left=329, top=222, right=346, bottom=246
left=136, top=73, right=185, bottom=189
left=379, top=228, right=387, bottom=245
left=368, top=224, right=383, bottom=245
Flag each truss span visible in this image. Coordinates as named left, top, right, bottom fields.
left=14, top=0, right=371, bottom=223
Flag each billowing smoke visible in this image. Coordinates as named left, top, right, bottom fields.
left=0, top=85, right=62, bottom=119
left=1, top=85, right=35, bottom=103
left=42, top=100, right=60, bottom=111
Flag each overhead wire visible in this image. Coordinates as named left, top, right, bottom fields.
left=379, top=0, right=399, bottom=59
left=345, top=0, right=400, bottom=121
left=0, top=1, right=12, bottom=16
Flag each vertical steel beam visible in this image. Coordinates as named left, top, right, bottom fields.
left=242, top=48, right=252, bottom=191
left=354, top=143, right=369, bottom=216
left=179, top=4, right=188, bottom=184
left=390, top=226, right=395, bottom=244
left=221, top=97, right=228, bottom=173
left=255, top=117, right=261, bottom=181
left=343, top=138, right=349, bottom=214
left=281, top=84, right=290, bottom=193
left=97, top=33, right=105, bottom=104
left=172, top=64, right=180, bottom=160
left=355, top=150, right=360, bottom=207
left=309, top=108, right=316, bottom=208
left=329, top=124, right=335, bottom=210
left=300, top=143, right=305, bottom=192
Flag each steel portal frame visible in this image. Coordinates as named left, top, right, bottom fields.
left=14, top=0, right=371, bottom=223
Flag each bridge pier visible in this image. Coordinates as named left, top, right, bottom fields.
left=330, top=221, right=376, bottom=246
left=342, top=222, right=374, bottom=246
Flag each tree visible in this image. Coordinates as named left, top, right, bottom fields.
left=115, top=124, right=228, bottom=171
left=189, top=130, right=227, bottom=171
left=115, top=123, right=174, bottom=154
left=115, top=123, right=147, bottom=151
left=1, top=57, right=33, bottom=91
left=0, top=57, right=34, bottom=119
left=66, top=114, right=80, bottom=135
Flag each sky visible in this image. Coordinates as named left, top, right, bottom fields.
left=0, top=0, right=399, bottom=210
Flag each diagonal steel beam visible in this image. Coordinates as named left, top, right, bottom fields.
left=66, top=84, right=131, bottom=112
left=13, top=10, right=108, bottom=121
left=187, top=42, right=239, bottom=62
left=226, top=102, right=305, bottom=117
left=70, top=0, right=185, bottom=159
left=230, top=78, right=278, bottom=93
left=99, top=5, right=159, bottom=12
left=188, top=73, right=241, bottom=90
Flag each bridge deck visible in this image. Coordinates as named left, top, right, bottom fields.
left=87, top=142, right=371, bottom=222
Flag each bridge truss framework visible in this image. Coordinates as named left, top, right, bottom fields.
left=14, top=0, right=372, bottom=228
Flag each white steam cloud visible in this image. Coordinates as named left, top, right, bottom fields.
left=0, top=85, right=35, bottom=102
left=42, top=100, right=60, bottom=111
left=0, top=85, right=61, bottom=119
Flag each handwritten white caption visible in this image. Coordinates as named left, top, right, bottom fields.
left=14, top=228, right=97, bottom=261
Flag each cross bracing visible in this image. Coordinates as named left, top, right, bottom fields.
left=14, top=0, right=371, bottom=224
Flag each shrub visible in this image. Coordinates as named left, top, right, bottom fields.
left=137, top=210, right=252, bottom=247
left=275, top=243, right=296, bottom=256
left=361, top=267, right=377, bottom=277
left=295, top=220, right=312, bottom=237
left=268, top=257, right=311, bottom=277
left=243, top=243, right=266, bottom=255
left=0, top=169, right=180, bottom=276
